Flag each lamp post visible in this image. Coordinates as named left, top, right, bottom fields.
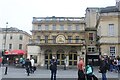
left=81, top=39, right=87, bottom=71
left=4, top=22, right=8, bottom=75
left=3, top=22, right=8, bottom=52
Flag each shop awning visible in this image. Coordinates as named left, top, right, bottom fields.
left=5, top=50, right=26, bottom=55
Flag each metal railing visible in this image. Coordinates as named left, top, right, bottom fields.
left=29, top=39, right=84, bottom=45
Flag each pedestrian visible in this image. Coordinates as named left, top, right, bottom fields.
left=25, top=58, right=31, bottom=76
left=114, top=58, right=118, bottom=72
left=50, top=56, right=57, bottom=80
left=99, top=55, right=108, bottom=80
left=109, top=57, right=114, bottom=72
left=118, top=57, right=120, bottom=73
left=30, top=57, right=35, bottom=73
left=86, top=62, right=93, bottom=80
left=77, top=57, right=85, bottom=80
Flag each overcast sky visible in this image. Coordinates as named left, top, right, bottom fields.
left=0, top=0, right=116, bottom=34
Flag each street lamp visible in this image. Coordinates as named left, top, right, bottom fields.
left=3, top=22, right=8, bottom=55
left=81, top=39, right=87, bottom=70
left=4, top=22, right=8, bottom=75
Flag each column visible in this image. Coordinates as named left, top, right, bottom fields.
left=37, top=53, right=40, bottom=66
left=66, top=55, right=69, bottom=67
left=77, top=51, right=81, bottom=63
left=40, top=52, right=45, bottom=66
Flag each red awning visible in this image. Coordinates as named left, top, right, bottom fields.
left=5, top=50, right=26, bottom=55
left=11, top=50, right=26, bottom=55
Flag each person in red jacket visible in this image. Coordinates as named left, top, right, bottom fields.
left=77, top=57, right=85, bottom=80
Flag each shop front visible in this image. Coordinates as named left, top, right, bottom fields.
left=4, top=50, right=26, bottom=65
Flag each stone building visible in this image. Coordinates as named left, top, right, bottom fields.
left=0, top=27, right=31, bottom=55
left=28, top=16, right=98, bottom=66
left=97, top=0, right=120, bottom=57
left=27, top=0, right=120, bottom=67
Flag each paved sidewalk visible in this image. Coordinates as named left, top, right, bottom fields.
left=0, top=66, right=119, bottom=80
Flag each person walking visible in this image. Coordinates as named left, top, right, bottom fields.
left=114, top=58, right=118, bottom=72
left=86, top=62, right=93, bottom=80
left=77, top=57, right=85, bottom=80
left=109, top=57, right=114, bottom=72
left=30, top=58, right=35, bottom=73
left=99, top=56, right=108, bottom=80
left=50, top=56, right=57, bottom=80
left=118, top=57, right=120, bottom=73
left=25, top=58, right=31, bottom=76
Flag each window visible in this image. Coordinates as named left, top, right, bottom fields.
left=76, top=25, right=80, bottom=31
left=9, top=44, right=12, bottom=49
left=60, top=25, right=64, bottom=30
left=52, top=36, right=56, bottom=43
left=89, top=33, right=94, bottom=41
left=110, top=47, right=115, bottom=57
left=19, top=44, right=22, bottom=49
left=52, top=24, right=56, bottom=30
left=68, top=36, right=72, bottom=43
left=88, top=47, right=95, bottom=52
left=45, top=25, right=49, bottom=30
left=38, top=25, right=42, bottom=30
left=37, top=36, right=40, bottom=39
left=45, top=36, right=48, bottom=43
left=76, top=36, right=79, bottom=43
left=108, top=24, right=114, bottom=36
left=37, top=36, right=40, bottom=40
left=10, top=35, right=12, bottom=39
left=19, top=35, right=23, bottom=40
left=68, top=25, right=72, bottom=31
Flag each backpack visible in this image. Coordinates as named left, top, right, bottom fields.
left=86, top=65, right=93, bottom=75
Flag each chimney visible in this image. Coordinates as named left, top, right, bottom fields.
left=116, top=0, right=120, bottom=11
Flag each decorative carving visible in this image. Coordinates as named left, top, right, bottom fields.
left=56, top=35, right=65, bottom=43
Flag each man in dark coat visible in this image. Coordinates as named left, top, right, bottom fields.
left=99, top=56, right=108, bottom=80
left=25, top=58, right=31, bottom=76
left=50, top=56, right=57, bottom=80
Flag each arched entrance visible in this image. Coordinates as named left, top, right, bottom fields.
left=69, top=50, right=77, bottom=66
left=56, top=49, right=65, bottom=65
left=45, top=49, right=52, bottom=65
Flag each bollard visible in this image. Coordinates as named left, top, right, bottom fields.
left=47, top=64, right=48, bottom=69
left=64, top=63, right=66, bottom=70
left=4, top=58, right=9, bottom=75
left=4, top=66, right=8, bottom=75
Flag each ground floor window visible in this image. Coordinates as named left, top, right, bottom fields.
left=57, top=49, right=65, bottom=65
left=69, top=50, right=77, bottom=66
left=44, top=49, right=78, bottom=66
left=45, top=50, right=52, bottom=64
left=110, top=47, right=116, bottom=57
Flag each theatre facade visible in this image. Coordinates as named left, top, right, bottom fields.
left=28, top=11, right=99, bottom=67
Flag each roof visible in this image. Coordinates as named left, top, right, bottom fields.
left=100, top=6, right=119, bottom=13
left=1, top=27, right=21, bottom=32
left=0, top=27, right=31, bottom=37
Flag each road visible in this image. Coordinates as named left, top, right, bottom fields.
left=0, top=66, right=120, bottom=80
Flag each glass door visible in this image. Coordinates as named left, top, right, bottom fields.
left=69, top=50, right=77, bottom=66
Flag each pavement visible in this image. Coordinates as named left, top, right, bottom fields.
left=0, top=66, right=120, bottom=80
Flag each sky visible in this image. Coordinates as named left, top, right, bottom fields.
left=0, top=0, right=116, bottom=34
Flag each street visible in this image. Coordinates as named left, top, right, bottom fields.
left=0, top=66, right=119, bottom=80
